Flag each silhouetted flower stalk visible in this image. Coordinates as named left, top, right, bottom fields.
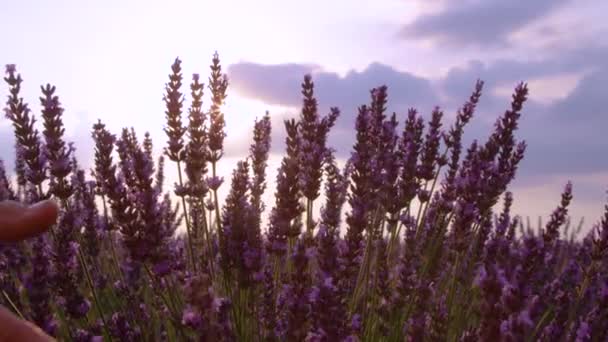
left=208, top=52, right=228, bottom=240
left=91, top=120, right=124, bottom=279
left=40, top=84, right=73, bottom=202
left=184, top=72, right=214, bottom=275
left=297, top=75, right=339, bottom=238
left=344, top=105, right=373, bottom=307
left=52, top=209, right=90, bottom=321
left=71, top=169, right=101, bottom=264
left=220, top=160, right=260, bottom=339
left=414, top=106, right=444, bottom=232
left=142, top=132, right=153, bottom=160
left=378, top=112, right=400, bottom=235
left=13, top=143, right=27, bottom=197
left=249, top=112, right=271, bottom=245
left=4, top=64, right=47, bottom=197
left=351, top=87, right=402, bottom=324
left=308, top=152, right=349, bottom=340
left=444, top=80, right=484, bottom=192
left=387, top=109, right=424, bottom=258
left=543, top=182, right=574, bottom=247
left=162, top=57, right=196, bottom=271
left=266, top=119, right=303, bottom=281
left=475, top=82, right=529, bottom=215
left=0, top=159, right=15, bottom=200
left=368, top=86, right=391, bottom=234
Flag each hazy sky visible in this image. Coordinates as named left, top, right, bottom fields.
left=1, top=0, right=607, bottom=226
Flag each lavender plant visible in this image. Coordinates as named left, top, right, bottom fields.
left=1, top=56, right=607, bottom=342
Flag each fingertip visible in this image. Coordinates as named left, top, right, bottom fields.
left=18, top=200, right=60, bottom=238
left=0, top=306, right=54, bottom=341
left=28, top=199, right=60, bottom=224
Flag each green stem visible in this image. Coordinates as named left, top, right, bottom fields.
left=211, top=162, right=222, bottom=231
left=200, top=204, right=215, bottom=278
left=100, top=195, right=123, bottom=279
left=142, top=265, right=183, bottom=328
left=77, top=250, right=112, bottom=341
left=176, top=160, right=197, bottom=272
left=2, top=290, right=25, bottom=320
left=349, top=232, right=373, bottom=315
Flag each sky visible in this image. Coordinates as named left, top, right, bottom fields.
left=1, top=0, right=607, bottom=229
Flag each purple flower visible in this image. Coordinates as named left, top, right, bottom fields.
left=109, top=312, right=141, bottom=341
left=345, top=314, right=362, bottom=341
left=24, top=234, right=57, bottom=336
left=40, top=83, right=73, bottom=200
left=311, top=221, right=348, bottom=339
left=182, top=273, right=234, bottom=340
left=373, top=238, right=391, bottom=337
left=163, top=57, right=186, bottom=162
left=73, top=329, right=103, bottom=342
left=249, top=112, right=272, bottom=232
left=72, top=169, right=102, bottom=259
left=543, top=182, right=573, bottom=246
left=206, top=176, right=224, bottom=191
left=276, top=239, right=312, bottom=341
left=297, top=75, right=339, bottom=204
left=344, top=105, right=374, bottom=290
left=475, top=262, right=507, bottom=340
left=220, top=160, right=261, bottom=287
left=442, top=80, right=483, bottom=195
left=266, top=119, right=304, bottom=255
left=182, top=306, right=202, bottom=327
left=319, top=151, right=349, bottom=234
left=0, top=159, right=16, bottom=200
left=590, top=191, right=608, bottom=261
left=396, top=108, right=424, bottom=211
left=131, top=140, right=172, bottom=263
left=575, top=322, right=591, bottom=342
left=207, top=52, right=228, bottom=162
left=417, top=107, right=443, bottom=181
left=205, top=198, right=216, bottom=211
left=52, top=209, right=90, bottom=320
left=259, top=265, right=277, bottom=339
left=184, top=71, right=209, bottom=197
left=4, top=64, right=48, bottom=190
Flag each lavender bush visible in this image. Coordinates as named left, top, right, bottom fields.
left=1, top=55, right=607, bottom=342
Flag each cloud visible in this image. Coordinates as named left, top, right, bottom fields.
left=440, top=44, right=608, bottom=100
left=228, top=61, right=439, bottom=120
left=227, top=61, right=441, bottom=157
left=518, top=67, right=608, bottom=176
left=227, top=63, right=318, bottom=107
left=399, top=0, right=570, bottom=47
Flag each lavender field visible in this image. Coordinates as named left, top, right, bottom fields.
left=0, top=51, right=607, bottom=342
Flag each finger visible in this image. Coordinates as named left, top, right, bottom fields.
left=0, top=200, right=59, bottom=241
left=0, top=306, right=54, bottom=342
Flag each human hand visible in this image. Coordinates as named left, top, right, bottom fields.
left=0, top=199, right=58, bottom=342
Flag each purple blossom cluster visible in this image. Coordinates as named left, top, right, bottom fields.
left=1, top=56, right=608, bottom=342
